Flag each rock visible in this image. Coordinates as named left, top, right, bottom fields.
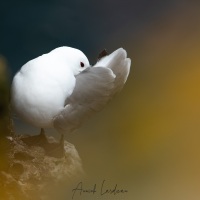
left=1, top=134, right=84, bottom=200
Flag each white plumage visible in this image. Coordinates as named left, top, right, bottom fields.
left=11, top=47, right=131, bottom=134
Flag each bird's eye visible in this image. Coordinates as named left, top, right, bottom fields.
left=80, top=62, right=84, bottom=67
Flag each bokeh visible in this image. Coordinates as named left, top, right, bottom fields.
left=1, top=0, right=200, bottom=199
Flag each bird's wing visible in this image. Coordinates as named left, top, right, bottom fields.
left=53, top=48, right=131, bottom=134
left=94, top=48, right=131, bottom=93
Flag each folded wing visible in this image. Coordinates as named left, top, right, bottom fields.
left=53, top=48, right=131, bottom=134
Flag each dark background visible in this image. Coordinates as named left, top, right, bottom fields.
left=1, top=0, right=177, bottom=76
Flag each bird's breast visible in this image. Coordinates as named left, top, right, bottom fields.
left=11, top=65, right=76, bottom=128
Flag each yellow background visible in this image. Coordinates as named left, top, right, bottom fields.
left=66, top=2, right=200, bottom=200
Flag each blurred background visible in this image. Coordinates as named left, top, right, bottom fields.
left=1, top=0, right=200, bottom=199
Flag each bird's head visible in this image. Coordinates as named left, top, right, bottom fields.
left=49, top=47, right=90, bottom=75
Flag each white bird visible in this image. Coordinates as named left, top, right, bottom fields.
left=11, top=47, right=131, bottom=137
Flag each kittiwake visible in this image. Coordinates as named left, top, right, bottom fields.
left=11, top=47, right=131, bottom=135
